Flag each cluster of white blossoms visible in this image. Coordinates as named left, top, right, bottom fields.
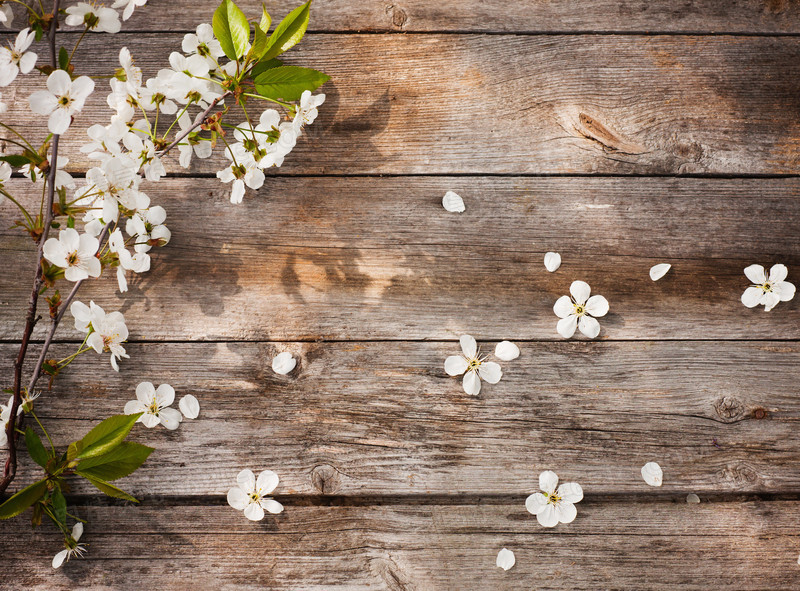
left=70, top=301, right=129, bottom=371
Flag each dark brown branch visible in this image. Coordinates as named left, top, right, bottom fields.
left=0, top=0, right=61, bottom=496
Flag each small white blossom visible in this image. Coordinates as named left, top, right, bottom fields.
left=649, top=263, right=671, bottom=281
left=176, top=112, right=212, bottom=168
left=216, top=144, right=265, bottom=204
left=108, top=228, right=150, bottom=292
left=21, top=155, right=74, bottom=189
left=272, top=352, right=296, bottom=375
left=0, top=4, right=13, bottom=28
left=124, top=382, right=182, bottom=429
left=43, top=228, right=101, bottom=282
left=641, top=462, right=663, bottom=487
left=442, top=190, right=465, bottom=213
left=139, top=76, right=177, bottom=114
left=123, top=132, right=165, bottom=181
left=29, top=70, right=95, bottom=135
left=125, top=206, right=169, bottom=253
left=71, top=300, right=129, bottom=371
left=0, top=28, right=37, bottom=86
left=227, top=469, right=283, bottom=521
left=292, top=90, right=325, bottom=134
left=52, top=523, right=86, bottom=569
left=553, top=280, right=609, bottom=339
left=112, top=0, right=147, bottom=21
left=182, top=23, right=224, bottom=68
left=544, top=251, right=561, bottom=272
left=525, top=470, right=583, bottom=528
left=65, top=3, right=121, bottom=33
left=741, top=264, right=795, bottom=312
left=494, top=340, right=519, bottom=361
left=178, top=394, right=200, bottom=419
left=496, top=548, right=515, bottom=571
left=444, top=335, right=502, bottom=395
left=0, top=395, right=17, bottom=448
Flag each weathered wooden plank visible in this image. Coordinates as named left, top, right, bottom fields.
left=5, top=341, right=800, bottom=496
left=2, top=177, right=799, bottom=341
left=8, top=0, right=800, bottom=34
left=3, top=34, right=800, bottom=174
left=2, top=501, right=799, bottom=589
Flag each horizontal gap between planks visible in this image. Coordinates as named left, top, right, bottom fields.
left=58, top=491, right=800, bottom=507
left=4, top=338, right=800, bottom=345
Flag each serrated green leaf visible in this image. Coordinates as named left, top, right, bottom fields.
left=261, top=1, right=311, bottom=61
left=254, top=65, right=329, bottom=101
left=259, top=4, right=271, bottom=32
left=213, top=0, right=251, bottom=61
left=58, top=47, right=69, bottom=71
left=70, top=413, right=142, bottom=461
left=76, top=442, right=153, bottom=482
left=25, top=427, right=50, bottom=469
left=78, top=474, right=139, bottom=503
left=52, top=488, right=66, bottom=525
left=0, top=479, right=47, bottom=519
left=0, top=154, right=32, bottom=167
left=250, top=25, right=269, bottom=60
left=250, top=58, right=283, bottom=79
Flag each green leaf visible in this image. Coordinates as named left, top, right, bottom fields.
left=24, top=427, right=50, bottom=469
left=212, top=0, right=251, bottom=61
left=261, top=1, right=311, bottom=61
left=250, top=26, right=269, bottom=60
left=254, top=65, right=329, bottom=101
left=68, top=413, right=142, bottom=461
left=259, top=4, right=271, bottom=32
left=58, top=47, right=69, bottom=71
left=79, top=474, right=139, bottom=503
left=0, top=154, right=32, bottom=167
left=76, top=442, right=153, bottom=481
left=250, top=58, right=283, bottom=79
left=0, top=479, right=47, bottom=519
left=52, top=488, right=66, bottom=525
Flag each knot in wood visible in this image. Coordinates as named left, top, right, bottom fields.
left=752, top=407, right=768, bottom=420
left=713, top=396, right=745, bottom=422
left=721, top=463, right=759, bottom=485
left=311, top=464, right=341, bottom=494
left=386, top=4, right=408, bottom=28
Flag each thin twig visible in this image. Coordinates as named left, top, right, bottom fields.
left=157, top=91, right=232, bottom=156
left=1, top=0, right=61, bottom=496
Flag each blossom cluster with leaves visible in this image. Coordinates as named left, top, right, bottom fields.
left=0, top=0, right=328, bottom=567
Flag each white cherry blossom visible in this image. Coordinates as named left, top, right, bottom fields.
left=20, top=155, right=74, bottom=189
left=182, top=23, right=224, bottom=68
left=126, top=205, right=170, bottom=252
left=71, top=300, right=129, bottom=371
left=123, top=132, right=165, bottom=181
left=0, top=395, right=14, bottom=448
left=52, top=523, right=86, bottom=568
left=741, top=264, right=795, bottom=312
left=108, top=228, right=150, bottom=292
left=444, top=334, right=502, bottom=395
left=227, top=469, right=284, bottom=521
left=112, top=0, right=147, bottom=21
left=553, top=280, right=609, bottom=339
left=176, top=112, right=212, bottom=167
left=217, top=145, right=265, bottom=204
left=124, top=382, right=182, bottom=429
left=525, top=470, right=583, bottom=528
left=0, top=28, right=37, bottom=86
left=29, top=70, right=95, bottom=135
left=292, top=90, right=325, bottom=134
left=42, top=228, right=101, bottom=282
left=65, top=3, right=121, bottom=33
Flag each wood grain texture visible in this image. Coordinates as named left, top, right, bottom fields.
left=2, top=502, right=799, bottom=590
left=4, top=340, right=800, bottom=496
left=8, top=0, right=800, bottom=33
left=3, top=33, right=800, bottom=174
left=3, top=177, right=798, bottom=341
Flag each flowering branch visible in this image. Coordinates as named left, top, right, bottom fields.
left=157, top=90, right=231, bottom=156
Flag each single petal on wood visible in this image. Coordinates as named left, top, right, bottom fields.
left=272, top=352, right=297, bottom=375
left=649, top=263, right=671, bottom=281
left=686, top=493, right=700, bottom=504
left=494, top=340, right=520, bottom=361
left=496, top=548, right=515, bottom=571
left=641, top=462, right=663, bottom=486
left=179, top=394, right=200, bottom=419
left=544, top=251, right=561, bottom=272
left=442, top=190, right=465, bottom=213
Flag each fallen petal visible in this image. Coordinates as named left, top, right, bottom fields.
left=641, top=462, right=663, bottom=486
left=179, top=394, right=200, bottom=419
left=272, top=352, right=296, bottom=375
left=686, top=493, right=700, bottom=504
left=442, top=190, right=465, bottom=213
left=649, top=263, right=671, bottom=281
left=494, top=340, right=520, bottom=361
left=544, top=251, right=561, bottom=272
left=496, top=548, right=515, bottom=571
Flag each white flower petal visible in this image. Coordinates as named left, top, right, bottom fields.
left=459, top=334, right=477, bottom=358
left=478, top=361, right=502, bottom=384
left=135, top=381, right=156, bottom=405
left=539, top=471, right=559, bottom=494
left=256, top=470, right=279, bottom=495
left=154, top=383, right=175, bottom=407
left=140, top=412, right=160, bottom=428
left=570, top=280, right=591, bottom=305
left=777, top=281, right=796, bottom=302
left=763, top=291, right=780, bottom=312
left=584, top=295, right=609, bottom=318
left=236, top=469, right=256, bottom=494
left=536, top=504, right=558, bottom=528
left=260, top=498, right=284, bottom=514
left=557, top=482, right=583, bottom=504
left=553, top=295, right=573, bottom=319
left=227, top=487, right=249, bottom=510
left=686, top=493, right=700, bottom=504
left=555, top=501, right=577, bottom=524
left=525, top=492, right=548, bottom=515
left=769, top=264, right=788, bottom=283
left=72, top=522, right=83, bottom=541
left=494, top=341, right=519, bottom=361
left=462, top=371, right=481, bottom=395
left=178, top=394, right=200, bottom=419
left=271, top=352, right=296, bottom=375
left=243, top=502, right=265, bottom=521
left=544, top=251, right=561, bottom=272
left=123, top=400, right=145, bottom=415
left=741, top=286, right=764, bottom=308
left=52, top=549, right=68, bottom=569
left=444, top=355, right=469, bottom=376
left=744, top=264, right=767, bottom=284
left=649, top=263, right=671, bottom=281
left=578, top=315, right=601, bottom=339
left=496, top=548, right=515, bottom=571
left=641, top=462, right=663, bottom=487
left=442, top=190, right=465, bottom=213
left=159, top=407, right=183, bottom=430
left=557, top=315, right=578, bottom=338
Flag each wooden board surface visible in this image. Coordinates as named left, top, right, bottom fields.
left=2, top=502, right=799, bottom=590
left=2, top=1, right=800, bottom=588
left=3, top=34, right=800, bottom=175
